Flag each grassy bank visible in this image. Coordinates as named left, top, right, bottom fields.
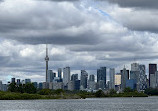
left=0, top=90, right=148, bottom=100
left=0, top=91, right=82, bottom=100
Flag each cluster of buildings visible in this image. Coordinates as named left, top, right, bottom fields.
left=0, top=45, right=158, bottom=92
left=0, top=63, right=158, bottom=93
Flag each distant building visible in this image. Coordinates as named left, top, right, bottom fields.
left=97, top=80, right=105, bottom=90
left=11, top=78, right=16, bottom=83
left=53, top=82, right=63, bottom=90
left=33, top=82, right=38, bottom=88
left=49, top=82, right=53, bottom=90
left=68, top=81, right=74, bottom=91
left=109, top=68, right=115, bottom=90
left=80, top=70, right=88, bottom=89
left=121, top=67, right=129, bottom=91
left=89, top=75, right=95, bottom=82
left=42, top=82, right=49, bottom=89
left=115, top=74, right=121, bottom=85
left=126, top=79, right=137, bottom=90
left=156, top=71, right=158, bottom=88
left=130, top=71, right=140, bottom=83
left=71, top=74, right=78, bottom=81
left=39, top=82, right=43, bottom=89
left=0, top=81, right=2, bottom=91
left=25, top=79, right=31, bottom=84
left=97, top=67, right=106, bottom=89
left=74, top=80, right=80, bottom=90
left=47, top=70, right=53, bottom=83
left=17, top=79, right=21, bottom=85
left=63, top=67, right=70, bottom=86
left=58, top=68, right=62, bottom=79
left=2, top=84, right=7, bottom=91
left=139, top=65, right=147, bottom=91
left=149, top=64, right=157, bottom=87
left=131, top=63, right=139, bottom=71
left=88, top=75, right=96, bottom=90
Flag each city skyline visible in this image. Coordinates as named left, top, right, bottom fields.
left=0, top=0, right=158, bottom=83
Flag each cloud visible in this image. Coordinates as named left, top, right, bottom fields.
left=0, top=0, right=158, bottom=83
left=107, top=0, right=158, bottom=9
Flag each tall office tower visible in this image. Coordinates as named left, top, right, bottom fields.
left=63, top=67, right=70, bottom=86
left=0, top=81, right=2, bottom=91
left=88, top=75, right=96, bottom=90
left=97, top=67, right=106, bottom=89
left=115, top=73, right=121, bottom=85
left=11, top=78, right=15, bottom=83
left=130, top=71, right=140, bottom=82
left=45, top=44, right=49, bottom=82
left=47, top=70, right=53, bottom=83
left=71, top=74, right=80, bottom=90
left=89, top=75, right=95, bottom=82
left=131, top=63, right=139, bottom=71
left=80, top=70, right=88, bottom=89
left=139, top=65, right=147, bottom=91
left=33, top=82, right=38, bottom=88
left=17, top=79, right=21, bottom=85
left=25, top=79, right=31, bottom=84
left=149, top=64, right=157, bottom=87
left=71, top=74, right=78, bottom=81
left=121, top=67, right=129, bottom=91
left=109, top=68, right=115, bottom=90
left=58, top=68, right=62, bottom=79
left=155, top=71, right=158, bottom=88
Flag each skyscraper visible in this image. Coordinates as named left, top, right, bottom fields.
left=149, top=64, right=157, bottom=87
left=121, top=67, right=129, bottom=91
left=139, top=65, right=147, bottom=91
left=47, top=70, right=53, bottom=83
left=63, top=67, right=70, bottom=86
left=58, top=68, right=62, bottom=79
left=0, top=81, right=2, bottom=91
left=109, top=68, right=115, bottom=90
left=97, top=67, right=106, bottom=89
left=45, top=44, right=49, bottom=82
left=11, top=78, right=15, bottom=83
left=80, top=70, right=88, bottom=90
left=88, top=75, right=96, bottom=90
left=71, top=74, right=78, bottom=81
left=131, top=63, right=139, bottom=71
left=89, top=75, right=95, bottom=82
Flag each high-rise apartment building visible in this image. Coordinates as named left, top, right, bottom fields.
left=97, top=67, right=106, bottom=89
left=80, top=70, right=88, bottom=89
left=109, top=68, right=115, bottom=89
left=149, top=64, right=157, bottom=87
left=121, top=67, right=129, bottom=91
left=63, top=67, right=70, bottom=86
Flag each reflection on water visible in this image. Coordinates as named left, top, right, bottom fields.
left=0, top=96, right=158, bottom=111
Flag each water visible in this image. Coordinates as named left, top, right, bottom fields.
left=0, top=97, right=158, bottom=111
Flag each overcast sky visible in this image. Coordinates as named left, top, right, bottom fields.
left=0, top=0, right=158, bottom=83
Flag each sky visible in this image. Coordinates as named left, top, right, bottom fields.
left=0, top=0, right=158, bottom=83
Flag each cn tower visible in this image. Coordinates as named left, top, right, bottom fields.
left=45, top=44, right=49, bottom=82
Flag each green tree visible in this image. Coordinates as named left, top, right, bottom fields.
left=23, top=83, right=37, bottom=94
left=123, top=87, right=133, bottom=93
left=17, top=84, right=24, bottom=93
left=8, top=83, right=17, bottom=92
left=109, top=89, right=117, bottom=95
left=95, top=90, right=105, bottom=97
left=38, top=89, right=52, bottom=95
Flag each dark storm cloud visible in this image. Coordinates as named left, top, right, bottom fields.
left=97, top=55, right=158, bottom=62
left=107, top=0, right=158, bottom=9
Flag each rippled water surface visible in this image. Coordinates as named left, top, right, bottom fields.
left=1, top=97, right=158, bottom=111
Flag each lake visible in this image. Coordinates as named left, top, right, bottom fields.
left=0, top=97, right=158, bottom=111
